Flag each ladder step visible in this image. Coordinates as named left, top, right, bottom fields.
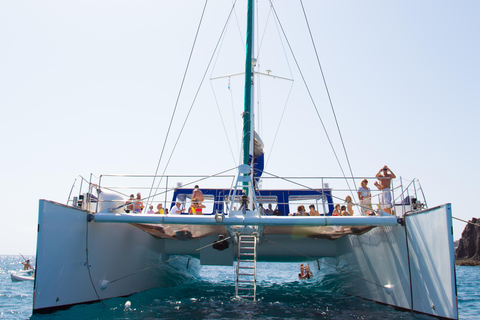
left=236, top=235, right=257, bottom=301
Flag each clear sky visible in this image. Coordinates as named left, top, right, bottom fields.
left=1, top=0, right=479, bottom=255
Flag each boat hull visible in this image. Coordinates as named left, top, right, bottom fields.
left=34, top=200, right=456, bottom=319
left=33, top=200, right=200, bottom=313
left=11, top=273, right=35, bottom=282
left=334, top=203, right=457, bottom=319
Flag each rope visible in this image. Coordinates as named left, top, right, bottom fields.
left=264, top=83, right=294, bottom=169
left=148, top=1, right=239, bottom=207
left=299, top=0, right=357, bottom=201
left=267, top=1, right=356, bottom=202
left=263, top=238, right=385, bottom=289
left=147, top=0, right=210, bottom=206
left=210, top=81, right=238, bottom=165
left=85, top=218, right=111, bottom=308
left=453, top=216, right=480, bottom=227
left=108, top=236, right=232, bottom=284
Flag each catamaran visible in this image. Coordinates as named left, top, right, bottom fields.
left=33, top=1, right=457, bottom=318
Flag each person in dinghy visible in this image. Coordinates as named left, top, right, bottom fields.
left=22, top=259, right=32, bottom=270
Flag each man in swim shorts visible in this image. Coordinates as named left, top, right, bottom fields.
left=375, top=165, right=396, bottom=215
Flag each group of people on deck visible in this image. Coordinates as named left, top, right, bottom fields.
left=125, top=193, right=145, bottom=213
left=124, top=185, right=204, bottom=215
left=123, top=165, right=396, bottom=216
left=332, top=196, right=355, bottom=216
left=166, top=185, right=205, bottom=215
left=288, top=204, right=321, bottom=216
left=355, top=165, right=396, bottom=215
left=333, top=165, right=396, bottom=216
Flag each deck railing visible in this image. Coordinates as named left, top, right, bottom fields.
left=66, top=172, right=427, bottom=217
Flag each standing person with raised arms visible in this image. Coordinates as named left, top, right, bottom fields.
left=374, top=165, right=396, bottom=215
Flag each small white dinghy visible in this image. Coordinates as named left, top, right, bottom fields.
left=11, top=269, right=35, bottom=282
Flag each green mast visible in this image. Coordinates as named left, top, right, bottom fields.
left=242, top=0, right=254, bottom=166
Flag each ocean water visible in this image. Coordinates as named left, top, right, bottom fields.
left=1, top=255, right=478, bottom=319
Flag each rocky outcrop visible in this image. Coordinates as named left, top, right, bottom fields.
left=455, top=217, right=480, bottom=266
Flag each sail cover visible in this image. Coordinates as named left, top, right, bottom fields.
left=249, top=131, right=264, bottom=182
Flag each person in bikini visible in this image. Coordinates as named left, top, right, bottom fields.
left=134, top=193, right=144, bottom=213
left=190, top=185, right=205, bottom=214
left=332, top=204, right=341, bottom=216
left=125, top=194, right=134, bottom=213
left=189, top=198, right=206, bottom=215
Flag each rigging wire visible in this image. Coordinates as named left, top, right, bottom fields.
left=256, top=1, right=296, bottom=170
left=108, top=236, right=232, bottom=284
left=208, top=11, right=240, bottom=166
left=264, top=83, right=294, bottom=168
left=145, top=167, right=237, bottom=210
left=148, top=1, right=239, bottom=207
left=85, top=218, right=111, bottom=308
left=453, top=216, right=480, bottom=228
left=147, top=0, right=210, bottom=206
left=229, top=77, right=241, bottom=154
left=231, top=0, right=246, bottom=52
left=299, top=0, right=357, bottom=200
left=254, top=3, right=275, bottom=143
left=85, top=231, right=232, bottom=308
left=267, top=0, right=356, bottom=201
left=210, top=11, right=240, bottom=157
left=210, top=81, right=238, bottom=165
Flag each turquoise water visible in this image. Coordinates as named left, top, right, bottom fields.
left=1, top=255, right=478, bottom=319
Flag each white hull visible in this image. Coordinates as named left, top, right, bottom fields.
left=11, top=273, right=35, bottom=282
left=34, top=200, right=456, bottom=319
left=336, top=204, right=456, bottom=318
left=34, top=200, right=201, bottom=313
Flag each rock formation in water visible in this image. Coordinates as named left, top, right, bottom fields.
left=455, top=217, right=480, bottom=266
